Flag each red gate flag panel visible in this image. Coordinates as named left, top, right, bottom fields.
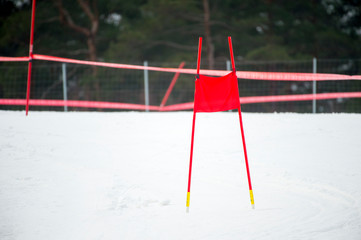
left=194, top=72, right=240, bottom=112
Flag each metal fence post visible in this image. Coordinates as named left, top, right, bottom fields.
left=226, top=60, right=231, bottom=72
left=312, top=57, right=317, bottom=114
left=144, top=61, right=149, bottom=112
left=227, top=60, right=232, bottom=112
left=62, top=63, right=68, bottom=112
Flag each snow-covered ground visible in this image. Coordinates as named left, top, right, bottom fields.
left=1, top=111, right=361, bottom=240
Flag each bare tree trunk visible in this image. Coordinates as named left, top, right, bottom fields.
left=202, top=0, right=215, bottom=69
left=87, top=36, right=100, bottom=101
left=54, top=0, right=100, bottom=100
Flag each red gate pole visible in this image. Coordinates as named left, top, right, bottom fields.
left=186, top=110, right=196, bottom=212
left=186, top=37, right=202, bottom=212
left=228, top=36, right=236, bottom=72
left=229, top=36, right=255, bottom=208
left=237, top=106, right=255, bottom=208
left=25, top=0, right=36, bottom=116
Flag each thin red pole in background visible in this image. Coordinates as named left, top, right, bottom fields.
left=160, top=61, right=185, bottom=108
left=26, top=0, right=36, bottom=116
left=186, top=37, right=202, bottom=212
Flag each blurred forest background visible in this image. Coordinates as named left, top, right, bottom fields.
left=0, top=0, right=360, bottom=112
left=1, top=0, right=360, bottom=63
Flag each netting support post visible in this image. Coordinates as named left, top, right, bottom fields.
left=312, top=57, right=317, bottom=114
left=62, top=63, right=68, bottom=112
left=144, top=61, right=149, bottom=112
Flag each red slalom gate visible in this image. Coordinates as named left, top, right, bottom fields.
left=186, top=37, right=255, bottom=212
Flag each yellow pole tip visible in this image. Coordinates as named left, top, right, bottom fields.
left=186, top=207, right=189, bottom=213
left=186, top=192, right=190, bottom=207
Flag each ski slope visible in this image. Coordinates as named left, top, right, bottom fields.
left=1, top=111, right=361, bottom=240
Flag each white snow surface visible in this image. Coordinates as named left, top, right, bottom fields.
left=1, top=111, right=361, bottom=240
